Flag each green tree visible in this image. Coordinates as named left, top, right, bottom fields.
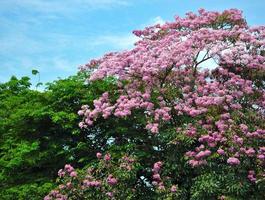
left=0, top=73, right=116, bottom=199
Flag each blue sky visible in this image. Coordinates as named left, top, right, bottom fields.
left=0, top=0, right=264, bottom=86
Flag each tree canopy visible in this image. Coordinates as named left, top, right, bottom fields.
left=45, top=9, right=265, bottom=200
left=0, top=73, right=120, bottom=199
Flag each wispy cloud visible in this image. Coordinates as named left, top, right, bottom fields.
left=150, top=16, right=166, bottom=25
left=84, top=16, right=166, bottom=51
left=0, top=31, right=138, bottom=76
left=91, top=34, right=139, bottom=50
left=0, top=1, right=163, bottom=83
left=140, top=16, right=166, bottom=29
left=0, top=0, right=131, bottom=15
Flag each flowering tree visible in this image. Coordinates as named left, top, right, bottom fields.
left=46, top=9, right=265, bottom=199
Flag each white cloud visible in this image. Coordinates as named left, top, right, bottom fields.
left=0, top=2, right=164, bottom=83
left=151, top=16, right=166, bottom=25
left=140, top=16, right=166, bottom=29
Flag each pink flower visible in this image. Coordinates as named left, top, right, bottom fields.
left=220, top=195, right=226, bottom=200
left=158, top=184, right=165, bottom=190
left=90, top=181, right=101, bottom=187
left=227, top=157, right=240, bottom=165
left=217, top=149, right=225, bottom=155
left=64, top=164, right=74, bottom=173
left=66, top=182, right=72, bottom=188
left=104, top=153, right=111, bottom=161
left=70, top=171, right=77, bottom=177
left=152, top=161, right=163, bottom=173
left=240, top=124, right=248, bottom=132
left=107, top=174, right=118, bottom=186
left=248, top=170, right=256, bottom=182
left=146, top=123, right=159, bottom=134
left=106, top=192, right=113, bottom=198
left=245, top=148, right=255, bottom=156
left=152, top=174, right=161, bottom=181
left=59, top=184, right=65, bottom=190
left=171, top=185, right=177, bottom=193
left=58, top=169, right=65, bottom=178
left=96, top=152, right=102, bottom=159
left=77, top=110, right=84, bottom=116
left=195, top=150, right=211, bottom=159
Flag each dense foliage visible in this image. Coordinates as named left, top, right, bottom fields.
left=46, top=9, right=265, bottom=200
left=0, top=73, right=119, bottom=199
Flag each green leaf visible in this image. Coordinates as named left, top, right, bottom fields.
left=31, top=69, right=39, bottom=75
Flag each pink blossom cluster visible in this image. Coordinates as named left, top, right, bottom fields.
left=58, top=164, right=77, bottom=178
left=83, top=173, right=102, bottom=188
left=46, top=153, right=139, bottom=199
left=83, top=179, right=101, bottom=188
left=152, top=161, right=165, bottom=190
left=96, top=152, right=102, bottom=159
left=186, top=145, right=211, bottom=167
left=227, top=157, right=240, bottom=165
left=170, top=185, right=177, bottom=193
left=44, top=190, right=67, bottom=200
left=96, top=152, right=111, bottom=161
left=247, top=170, right=256, bottom=182
left=104, top=153, right=111, bottom=161
left=79, top=9, right=263, bottom=132
left=246, top=129, right=265, bottom=138
left=45, top=165, right=79, bottom=199
left=257, top=147, right=265, bottom=160
left=185, top=124, right=197, bottom=137
left=78, top=92, right=114, bottom=128
left=146, top=122, right=159, bottom=134
left=79, top=9, right=265, bottom=183
left=120, top=155, right=135, bottom=171
left=132, top=9, right=245, bottom=38
left=106, top=174, right=118, bottom=186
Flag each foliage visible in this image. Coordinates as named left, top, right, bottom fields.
left=0, top=73, right=118, bottom=199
